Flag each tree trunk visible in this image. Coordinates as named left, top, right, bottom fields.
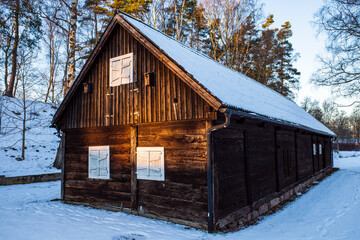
left=4, top=0, right=20, bottom=97
left=21, top=89, right=26, bottom=159
left=66, top=0, right=78, bottom=94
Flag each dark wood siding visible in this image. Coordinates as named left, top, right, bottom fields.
left=63, top=126, right=132, bottom=206
left=59, top=23, right=210, bottom=129
left=213, top=127, right=247, bottom=219
left=136, top=121, right=208, bottom=223
left=276, top=130, right=297, bottom=190
left=297, top=133, right=313, bottom=180
left=246, top=122, right=277, bottom=203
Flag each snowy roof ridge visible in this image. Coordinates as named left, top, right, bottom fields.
left=120, top=13, right=335, bottom=136
left=119, top=12, right=224, bottom=66
left=119, top=12, right=291, bottom=104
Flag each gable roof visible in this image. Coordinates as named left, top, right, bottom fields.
left=52, top=12, right=335, bottom=137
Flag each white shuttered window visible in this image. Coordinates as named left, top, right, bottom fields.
left=137, top=147, right=165, bottom=181
left=88, top=146, right=110, bottom=179
left=109, top=53, right=133, bottom=87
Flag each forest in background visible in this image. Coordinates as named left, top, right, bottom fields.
left=0, top=0, right=359, bottom=146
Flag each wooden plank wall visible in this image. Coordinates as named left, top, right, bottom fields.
left=213, top=128, right=248, bottom=220
left=246, top=122, right=277, bottom=203
left=296, top=132, right=314, bottom=180
left=276, top=130, right=297, bottom=190
left=136, top=121, right=208, bottom=223
left=60, top=23, right=210, bottom=130
left=63, top=126, right=132, bottom=206
left=213, top=117, right=333, bottom=225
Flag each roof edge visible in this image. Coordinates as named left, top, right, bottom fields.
left=227, top=107, right=336, bottom=137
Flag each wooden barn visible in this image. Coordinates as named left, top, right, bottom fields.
left=52, top=12, right=336, bottom=232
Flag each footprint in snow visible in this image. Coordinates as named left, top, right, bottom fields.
left=112, top=233, right=146, bottom=240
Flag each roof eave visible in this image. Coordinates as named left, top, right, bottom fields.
left=223, top=106, right=336, bottom=138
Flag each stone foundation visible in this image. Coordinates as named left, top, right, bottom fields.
left=0, top=173, right=61, bottom=185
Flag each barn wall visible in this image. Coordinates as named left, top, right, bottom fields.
left=63, top=126, right=132, bottom=206
left=136, top=121, right=208, bottom=223
left=212, top=116, right=333, bottom=229
left=59, top=23, right=212, bottom=130
left=63, top=120, right=208, bottom=224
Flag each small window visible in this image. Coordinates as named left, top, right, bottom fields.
left=137, top=147, right=165, bottom=181
left=313, top=143, right=317, bottom=155
left=319, top=144, right=322, bottom=155
left=88, top=146, right=110, bottom=179
left=109, top=53, right=133, bottom=86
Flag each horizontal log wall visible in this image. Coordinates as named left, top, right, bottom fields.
left=60, top=23, right=211, bottom=130
left=136, top=121, right=208, bottom=224
left=63, top=120, right=208, bottom=224
left=213, top=116, right=333, bottom=229
left=63, top=126, right=132, bottom=207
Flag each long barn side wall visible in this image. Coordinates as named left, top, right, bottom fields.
left=212, top=116, right=332, bottom=230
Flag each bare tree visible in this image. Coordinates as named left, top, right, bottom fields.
left=313, top=0, right=360, bottom=102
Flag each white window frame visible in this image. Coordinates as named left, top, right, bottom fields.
left=88, top=146, right=110, bottom=179
left=319, top=144, right=322, bottom=155
left=136, top=147, right=165, bottom=181
left=313, top=143, right=317, bottom=156
left=109, top=53, right=134, bottom=87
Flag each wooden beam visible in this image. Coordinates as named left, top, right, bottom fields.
left=61, top=132, right=66, bottom=200
left=130, top=125, right=138, bottom=209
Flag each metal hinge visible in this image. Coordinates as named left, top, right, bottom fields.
left=130, top=88, right=139, bottom=93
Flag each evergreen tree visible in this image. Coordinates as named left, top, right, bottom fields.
left=109, top=0, right=151, bottom=18
left=273, top=21, right=300, bottom=99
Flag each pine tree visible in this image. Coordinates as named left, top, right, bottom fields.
left=273, top=21, right=300, bottom=99
left=109, top=0, right=151, bottom=18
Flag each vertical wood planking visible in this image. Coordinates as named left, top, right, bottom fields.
left=61, top=23, right=216, bottom=129
left=130, top=125, right=138, bottom=209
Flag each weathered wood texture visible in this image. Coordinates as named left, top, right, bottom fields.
left=212, top=116, right=333, bottom=228
left=213, top=128, right=247, bottom=220
left=246, top=122, right=277, bottom=203
left=276, top=130, right=296, bottom=190
left=59, top=23, right=211, bottom=130
left=136, top=121, right=208, bottom=223
left=63, top=126, right=132, bottom=207
left=63, top=121, right=208, bottom=224
left=296, top=132, right=313, bottom=180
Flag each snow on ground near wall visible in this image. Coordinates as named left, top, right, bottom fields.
left=0, top=152, right=360, bottom=240
left=0, top=96, right=60, bottom=177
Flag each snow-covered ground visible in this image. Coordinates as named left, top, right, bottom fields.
left=0, top=152, right=359, bottom=240
left=0, top=96, right=60, bottom=177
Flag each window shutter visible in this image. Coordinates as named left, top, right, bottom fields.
left=137, top=150, right=149, bottom=178
left=136, top=147, right=165, bottom=181
left=313, top=143, right=317, bottom=155
left=149, top=151, right=163, bottom=179
left=110, top=53, right=133, bottom=87
left=88, top=146, right=110, bottom=179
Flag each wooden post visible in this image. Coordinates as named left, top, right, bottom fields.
left=130, top=125, right=138, bottom=209
left=61, top=132, right=66, bottom=200
left=294, top=132, right=299, bottom=182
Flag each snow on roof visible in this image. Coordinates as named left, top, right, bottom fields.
left=121, top=13, right=335, bottom=136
